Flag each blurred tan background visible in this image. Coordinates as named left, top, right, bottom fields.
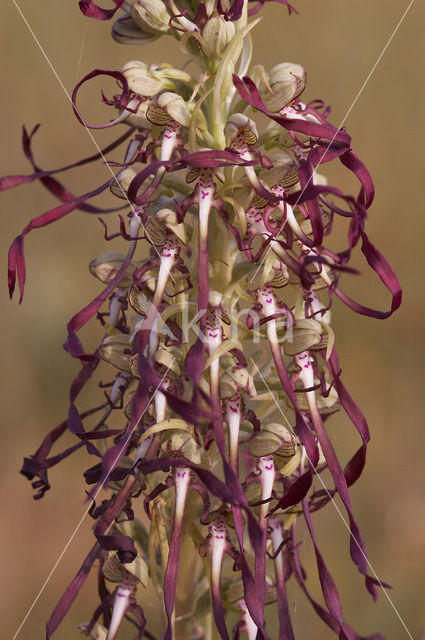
left=1, top=0, right=424, bottom=638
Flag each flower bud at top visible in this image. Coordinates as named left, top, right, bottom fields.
left=201, top=13, right=236, bottom=59
left=263, top=62, right=306, bottom=113
left=130, top=0, right=171, bottom=35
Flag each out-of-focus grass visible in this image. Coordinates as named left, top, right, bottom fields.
left=1, top=1, right=424, bottom=638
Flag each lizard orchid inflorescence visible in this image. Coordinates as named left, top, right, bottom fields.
left=3, top=1, right=402, bottom=639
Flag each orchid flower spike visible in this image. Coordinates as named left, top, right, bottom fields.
left=5, top=1, right=401, bottom=639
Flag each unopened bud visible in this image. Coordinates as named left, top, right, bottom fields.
left=201, top=13, right=236, bottom=59
left=131, top=0, right=170, bottom=35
